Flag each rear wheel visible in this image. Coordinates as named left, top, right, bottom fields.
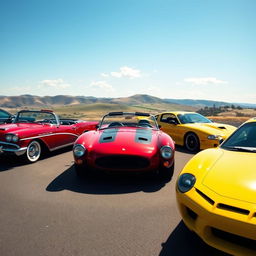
left=24, top=140, right=41, bottom=163
left=184, top=133, right=200, bottom=152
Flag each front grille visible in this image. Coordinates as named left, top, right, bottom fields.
left=186, top=207, right=198, bottom=220
left=196, top=188, right=215, bottom=205
left=217, top=203, right=250, bottom=215
left=212, top=228, right=256, bottom=250
left=95, top=155, right=150, bottom=169
left=0, top=142, right=19, bottom=150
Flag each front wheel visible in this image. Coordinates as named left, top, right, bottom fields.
left=184, top=133, right=200, bottom=152
left=24, top=140, right=41, bottom=163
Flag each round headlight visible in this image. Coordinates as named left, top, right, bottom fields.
left=5, top=134, right=12, bottom=142
left=73, top=144, right=86, bottom=157
left=177, top=173, right=196, bottom=193
left=160, top=146, right=173, bottom=159
left=12, top=135, right=19, bottom=142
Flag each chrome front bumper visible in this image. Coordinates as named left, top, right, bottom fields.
left=0, top=141, right=27, bottom=156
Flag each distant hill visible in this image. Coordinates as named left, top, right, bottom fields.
left=0, top=94, right=255, bottom=109
left=164, top=98, right=256, bottom=108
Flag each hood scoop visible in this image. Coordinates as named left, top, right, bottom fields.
left=135, top=129, right=152, bottom=144
left=103, top=136, right=113, bottom=141
left=218, top=126, right=226, bottom=129
left=99, top=128, right=119, bottom=143
left=138, top=137, right=148, bottom=142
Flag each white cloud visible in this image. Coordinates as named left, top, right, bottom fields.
left=90, top=81, right=114, bottom=91
left=100, top=73, right=109, bottom=78
left=40, top=79, right=70, bottom=88
left=110, top=66, right=142, bottom=79
left=184, top=77, right=228, bottom=85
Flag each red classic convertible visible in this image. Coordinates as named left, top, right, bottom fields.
left=73, top=112, right=175, bottom=180
left=0, top=110, right=98, bottom=163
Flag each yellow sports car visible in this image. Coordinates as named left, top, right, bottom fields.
left=176, top=117, right=256, bottom=256
left=156, top=111, right=236, bottom=151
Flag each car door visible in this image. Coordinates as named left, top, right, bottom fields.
left=54, top=123, right=79, bottom=148
left=158, top=113, right=183, bottom=144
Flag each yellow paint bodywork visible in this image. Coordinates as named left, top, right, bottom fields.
left=156, top=112, right=236, bottom=150
left=176, top=144, right=256, bottom=256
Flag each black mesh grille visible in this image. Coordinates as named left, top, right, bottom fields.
left=212, top=228, right=256, bottom=250
left=95, top=155, right=150, bottom=169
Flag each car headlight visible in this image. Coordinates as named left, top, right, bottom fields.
left=5, top=134, right=12, bottom=142
left=177, top=173, right=196, bottom=193
left=5, top=134, right=19, bottom=142
left=160, top=146, right=173, bottom=159
left=207, top=135, right=222, bottom=140
left=73, top=144, right=86, bottom=157
left=12, top=135, right=19, bottom=142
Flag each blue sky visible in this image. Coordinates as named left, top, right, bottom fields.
left=0, top=0, right=255, bottom=103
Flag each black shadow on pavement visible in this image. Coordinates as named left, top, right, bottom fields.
left=46, top=165, right=169, bottom=195
left=159, top=221, right=230, bottom=256
left=0, top=146, right=72, bottom=172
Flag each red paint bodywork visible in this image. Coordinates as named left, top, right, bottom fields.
left=0, top=111, right=98, bottom=157
left=74, top=126, right=175, bottom=172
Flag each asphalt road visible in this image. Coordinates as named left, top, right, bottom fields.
left=0, top=147, right=230, bottom=256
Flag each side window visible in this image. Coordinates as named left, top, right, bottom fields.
left=160, top=114, right=178, bottom=124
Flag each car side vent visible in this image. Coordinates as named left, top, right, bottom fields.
left=217, top=203, right=249, bottom=215
left=196, top=189, right=215, bottom=205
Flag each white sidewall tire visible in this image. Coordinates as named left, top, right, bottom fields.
left=26, top=140, right=41, bottom=163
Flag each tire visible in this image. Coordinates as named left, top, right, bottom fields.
left=159, top=162, right=174, bottom=182
left=184, top=132, right=200, bottom=152
left=24, top=140, right=41, bottom=163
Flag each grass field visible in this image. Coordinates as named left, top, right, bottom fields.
left=4, top=103, right=255, bottom=126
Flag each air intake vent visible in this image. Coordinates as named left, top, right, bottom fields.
left=196, top=189, right=215, bottom=205
left=217, top=203, right=249, bottom=215
left=212, top=228, right=256, bottom=250
left=138, top=137, right=148, bottom=141
left=218, top=126, right=226, bottom=129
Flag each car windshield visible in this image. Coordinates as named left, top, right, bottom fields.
left=15, top=111, right=57, bottom=124
left=221, top=122, right=256, bottom=152
left=99, top=112, right=158, bottom=130
left=177, top=113, right=212, bottom=124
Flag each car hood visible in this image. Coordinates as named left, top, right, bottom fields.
left=201, top=149, right=256, bottom=204
left=0, top=123, right=49, bottom=139
left=182, top=122, right=236, bottom=137
left=89, top=128, right=159, bottom=156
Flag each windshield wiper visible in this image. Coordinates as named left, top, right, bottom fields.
left=224, top=146, right=256, bottom=152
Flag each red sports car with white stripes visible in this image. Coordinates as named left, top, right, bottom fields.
left=73, top=112, right=175, bottom=180
left=0, top=110, right=98, bottom=163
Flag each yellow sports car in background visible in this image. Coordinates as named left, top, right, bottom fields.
left=176, top=117, right=256, bottom=256
left=156, top=111, right=236, bottom=151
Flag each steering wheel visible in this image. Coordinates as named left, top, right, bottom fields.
left=108, top=122, right=124, bottom=128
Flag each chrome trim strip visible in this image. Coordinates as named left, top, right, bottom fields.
left=20, top=132, right=79, bottom=141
